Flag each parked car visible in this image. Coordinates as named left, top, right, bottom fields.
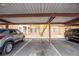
left=65, top=28, right=79, bottom=41
left=0, top=29, right=25, bottom=54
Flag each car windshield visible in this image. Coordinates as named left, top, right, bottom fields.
left=72, top=29, right=79, bottom=33
left=0, top=29, right=7, bottom=33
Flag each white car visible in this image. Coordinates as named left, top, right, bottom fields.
left=0, top=29, right=25, bottom=55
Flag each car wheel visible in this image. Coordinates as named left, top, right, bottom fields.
left=2, top=42, right=13, bottom=55
left=65, top=36, right=70, bottom=41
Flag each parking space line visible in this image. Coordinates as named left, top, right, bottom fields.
left=13, top=39, right=32, bottom=56
left=50, top=43, right=62, bottom=56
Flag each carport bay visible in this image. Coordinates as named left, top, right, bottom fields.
left=0, top=3, right=79, bottom=56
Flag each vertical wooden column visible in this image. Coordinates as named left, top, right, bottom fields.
left=48, top=17, right=55, bottom=43
left=5, top=23, right=9, bottom=29
left=49, top=23, right=51, bottom=43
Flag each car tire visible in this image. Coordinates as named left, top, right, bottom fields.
left=65, top=36, right=70, bottom=41
left=2, top=42, right=13, bottom=55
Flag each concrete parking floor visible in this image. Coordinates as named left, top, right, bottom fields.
left=51, top=38, right=79, bottom=56
left=11, top=39, right=59, bottom=56
left=1, top=38, right=79, bottom=56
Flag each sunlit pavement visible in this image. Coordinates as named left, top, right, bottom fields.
left=1, top=38, right=79, bottom=56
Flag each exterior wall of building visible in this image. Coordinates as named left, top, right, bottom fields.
left=0, top=25, right=6, bottom=29
left=7, top=24, right=66, bottom=38
left=51, top=24, right=66, bottom=38
left=0, top=24, right=74, bottom=38
left=9, top=25, right=18, bottom=29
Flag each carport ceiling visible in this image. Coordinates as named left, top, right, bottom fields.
left=0, top=3, right=79, bottom=24
left=0, top=3, right=79, bottom=14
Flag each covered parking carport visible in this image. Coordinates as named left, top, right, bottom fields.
left=0, top=3, right=79, bottom=56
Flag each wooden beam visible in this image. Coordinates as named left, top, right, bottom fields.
left=49, top=22, right=51, bottom=43
left=0, top=13, right=79, bottom=18
left=65, top=17, right=79, bottom=24
left=65, top=24, right=79, bottom=26
left=0, top=23, right=66, bottom=25
left=13, top=22, right=65, bottom=24
left=7, top=23, right=48, bottom=25
left=0, top=19, right=12, bottom=23
left=47, top=17, right=55, bottom=23
left=51, top=22, right=65, bottom=24
left=10, top=22, right=65, bottom=24
left=5, top=24, right=9, bottom=29
left=48, top=17, right=55, bottom=43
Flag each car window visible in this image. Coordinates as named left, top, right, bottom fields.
left=15, top=30, right=21, bottom=34
left=9, top=30, right=14, bottom=33
left=67, top=29, right=72, bottom=33
left=72, top=29, right=79, bottom=34
left=10, top=30, right=17, bottom=34
left=0, top=29, right=7, bottom=33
